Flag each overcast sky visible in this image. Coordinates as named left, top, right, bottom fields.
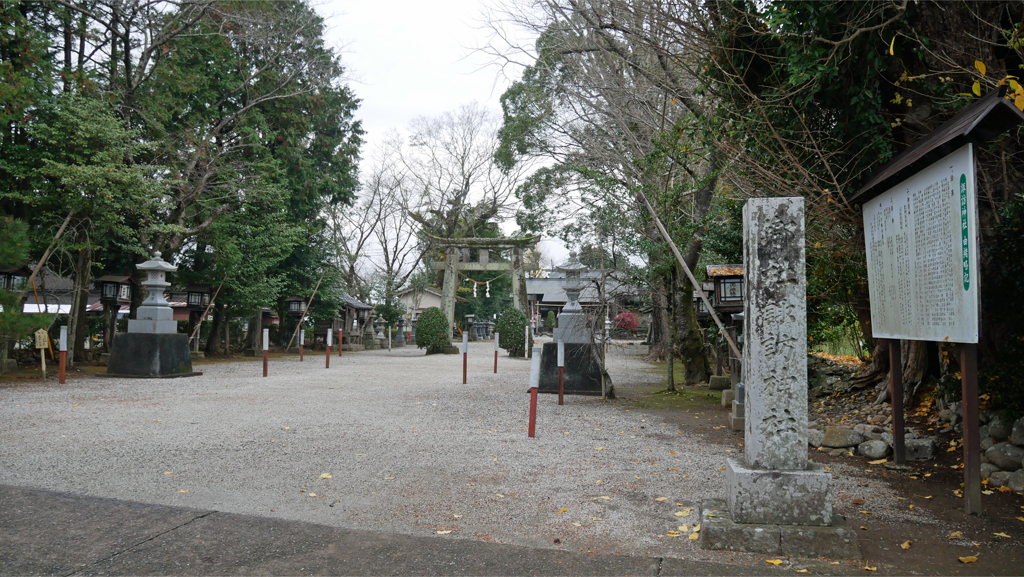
left=314, top=0, right=570, bottom=267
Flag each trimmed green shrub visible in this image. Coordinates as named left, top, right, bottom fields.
left=415, top=307, right=450, bottom=354
left=496, top=308, right=527, bottom=357
left=546, top=310, right=557, bottom=332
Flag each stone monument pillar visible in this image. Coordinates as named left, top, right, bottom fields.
left=106, top=252, right=200, bottom=378
left=701, top=198, right=858, bottom=558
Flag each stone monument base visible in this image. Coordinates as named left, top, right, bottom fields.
left=106, top=333, right=201, bottom=378
left=727, top=458, right=832, bottom=526
left=699, top=499, right=860, bottom=559
left=538, top=342, right=603, bottom=396
left=730, top=401, right=745, bottom=431
left=342, top=344, right=365, bottom=352
left=0, top=358, right=17, bottom=374
left=721, top=389, right=735, bottom=408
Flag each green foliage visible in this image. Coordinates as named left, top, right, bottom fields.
left=415, top=307, right=450, bottom=354
left=808, top=304, right=866, bottom=358
left=546, top=310, right=557, bottom=331
left=375, top=300, right=407, bottom=330
left=974, top=192, right=1024, bottom=415
left=495, top=308, right=527, bottom=357
left=0, top=218, right=50, bottom=345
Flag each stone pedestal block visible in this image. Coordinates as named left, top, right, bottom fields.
left=709, top=375, right=731, bottom=391
left=699, top=499, right=860, bottom=559
left=721, top=389, right=735, bottom=408
left=726, top=458, right=832, bottom=526
left=106, top=333, right=201, bottom=378
left=537, top=342, right=603, bottom=395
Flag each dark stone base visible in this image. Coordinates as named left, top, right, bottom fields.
left=342, top=344, right=365, bottom=352
left=699, top=499, right=861, bottom=559
left=441, top=347, right=459, bottom=355
left=106, top=333, right=200, bottom=379
left=538, top=342, right=602, bottom=396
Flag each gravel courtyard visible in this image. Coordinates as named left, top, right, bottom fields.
left=0, top=341, right=901, bottom=562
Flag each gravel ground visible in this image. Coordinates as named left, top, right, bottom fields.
left=0, top=340, right=912, bottom=562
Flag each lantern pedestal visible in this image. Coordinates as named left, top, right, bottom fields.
left=537, top=342, right=603, bottom=396
left=107, top=333, right=201, bottom=378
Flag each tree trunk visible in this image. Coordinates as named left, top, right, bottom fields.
left=243, top=309, right=262, bottom=352
left=647, top=275, right=669, bottom=362
left=205, top=303, right=224, bottom=355
left=666, top=271, right=676, bottom=392
left=852, top=339, right=889, bottom=389
left=672, top=264, right=709, bottom=385
left=66, top=246, right=91, bottom=366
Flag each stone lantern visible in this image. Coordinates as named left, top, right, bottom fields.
left=553, top=252, right=591, bottom=343
left=106, top=252, right=200, bottom=378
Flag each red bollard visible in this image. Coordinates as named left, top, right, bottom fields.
left=299, top=329, right=304, bottom=362
left=338, top=329, right=343, bottom=357
left=262, top=328, right=269, bottom=378
left=528, top=387, right=538, bottom=437
left=58, top=326, right=67, bottom=384
left=494, top=332, right=499, bottom=374
left=326, top=330, right=332, bottom=368
left=462, top=332, right=468, bottom=384
left=557, top=340, right=565, bottom=405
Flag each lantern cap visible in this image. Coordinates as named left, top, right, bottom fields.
left=136, top=251, right=177, bottom=273
left=556, top=251, right=588, bottom=275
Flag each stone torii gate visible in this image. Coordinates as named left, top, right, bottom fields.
left=430, top=237, right=540, bottom=333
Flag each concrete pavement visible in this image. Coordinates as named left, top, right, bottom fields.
left=1, top=484, right=783, bottom=576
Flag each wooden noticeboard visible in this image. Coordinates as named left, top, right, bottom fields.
left=863, top=144, right=979, bottom=343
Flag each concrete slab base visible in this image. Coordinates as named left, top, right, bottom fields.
left=107, top=333, right=198, bottom=378
left=726, top=458, right=832, bottom=526
left=699, top=499, right=860, bottom=559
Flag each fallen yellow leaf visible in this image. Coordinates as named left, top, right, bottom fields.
left=656, top=496, right=668, bottom=501
left=924, top=496, right=933, bottom=499
left=679, top=524, right=689, bottom=532
left=320, top=473, right=332, bottom=479
left=688, top=532, right=699, bottom=540
left=666, top=531, right=681, bottom=537
left=308, top=493, right=316, bottom=497
left=164, top=471, right=173, bottom=475
left=496, top=494, right=504, bottom=498
left=982, top=490, right=994, bottom=495
left=796, top=570, right=810, bottom=574
left=177, top=489, right=188, bottom=493
left=959, top=555, right=978, bottom=563
left=949, top=531, right=963, bottom=539
left=572, top=522, right=581, bottom=527
left=994, top=532, right=1011, bottom=538
left=436, top=530, right=452, bottom=535
left=595, top=447, right=605, bottom=450
left=868, top=459, right=887, bottom=465
left=901, top=540, right=911, bottom=550
left=1017, top=517, right=1024, bottom=522
left=864, top=565, right=877, bottom=571
left=693, top=522, right=701, bottom=532
left=766, top=559, right=784, bottom=565
left=592, top=517, right=602, bottom=521
left=859, top=511, right=871, bottom=515
left=558, top=508, right=568, bottom=513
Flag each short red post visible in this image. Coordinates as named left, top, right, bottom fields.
left=557, top=340, right=565, bottom=406
left=58, top=326, right=67, bottom=384
left=262, top=328, right=269, bottom=378
left=462, top=332, right=468, bottom=384
left=528, top=345, right=540, bottom=438
left=338, top=329, right=343, bottom=357
left=493, top=332, right=499, bottom=374
left=326, top=329, right=332, bottom=369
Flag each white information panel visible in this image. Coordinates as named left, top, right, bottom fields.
left=863, top=143, right=979, bottom=343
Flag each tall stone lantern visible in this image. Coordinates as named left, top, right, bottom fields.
left=553, top=252, right=591, bottom=343
left=106, top=252, right=201, bottom=378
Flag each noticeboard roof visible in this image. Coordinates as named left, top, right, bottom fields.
left=850, top=85, right=1024, bottom=205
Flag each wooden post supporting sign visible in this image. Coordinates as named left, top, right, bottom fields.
left=888, top=339, right=905, bottom=465
left=960, top=343, right=981, bottom=514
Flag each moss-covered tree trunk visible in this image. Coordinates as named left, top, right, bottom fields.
left=671, top=263, right=709, bottom=385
